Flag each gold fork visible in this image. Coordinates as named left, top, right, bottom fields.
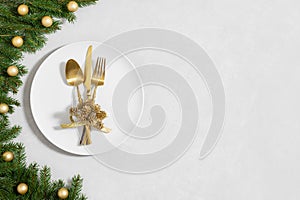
left=91, top=57, right=111, bottom=133
left=92, top=57, right=106, bottom=101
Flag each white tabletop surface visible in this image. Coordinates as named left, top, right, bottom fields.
left=11, top=0, right=300, bottom=199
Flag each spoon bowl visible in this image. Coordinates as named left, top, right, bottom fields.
left=66, top=59, right=84, bottom=86
left=65, top=59, right=84, bottom=103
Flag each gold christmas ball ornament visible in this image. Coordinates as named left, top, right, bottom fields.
left=67, top=1, right=79, bottom=12
left=11, top=36, right=23, bottom=48
left=41, top=16, right=53, bottom=27
left=17, top=4, right=29, bottom=16
left=17, top=183, right=28, bottom=195
left=7, top=66, right=19, bottom=77
left=57, top=187, right=69, bottom=199
left=2, top=151, right=14, bottom=162
left=0, top=103, right=9, bottom=114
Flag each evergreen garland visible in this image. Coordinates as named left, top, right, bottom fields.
left=0, top=0, right=97, bottom=199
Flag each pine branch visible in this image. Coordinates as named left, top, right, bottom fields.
left=0, top=125, right=22, bottom=143
left=69, top=175, right=87, bottom=200
left=39, top=166, right=52, bottom=198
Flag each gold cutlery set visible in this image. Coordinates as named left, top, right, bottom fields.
left=60, top=45, right=110, bottom=145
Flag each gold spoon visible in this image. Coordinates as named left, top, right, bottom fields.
left=65, top=59, right=84, bottom=104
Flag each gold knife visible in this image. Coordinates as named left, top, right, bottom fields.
left=81, top=45, right=93, bottom=145
left=84, top=45, right=93, bottom=99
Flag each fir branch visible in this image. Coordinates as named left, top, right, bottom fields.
left=68, top=175, right=86, bottom=200
left=0, top=125, right=21, bottom=143
left=39, top=166, right=52, bottom=198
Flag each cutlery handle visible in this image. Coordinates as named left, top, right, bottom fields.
left=87, top=89, right=92, bottom=100
left=76, top=86, right=83, bottom=104
left=80, top=125, right=92, bottom=145
left=92, top=86, right=98, bottom=102
left=84, top=45, right=92, bottom=99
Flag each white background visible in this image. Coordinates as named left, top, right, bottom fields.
left=10, top=0, right=300, bottom=199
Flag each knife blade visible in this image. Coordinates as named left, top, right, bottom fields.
left=84, top=45, right=93, bottom=99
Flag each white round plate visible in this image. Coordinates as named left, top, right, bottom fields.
left=30, top=41, right=143, bottom=155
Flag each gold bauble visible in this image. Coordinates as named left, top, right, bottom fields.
left=7, top=66, right=19, bottom=77
left=11, top=36, right=23, bottom=48
left=0, top=103, right=9, bottom=114
left=17, top=183, right=28, bottom=195
left=41, top=16, right=53, bottom=27
left=67, top=1, right=79, bottom=12
left=57, top=187, right=69, bottom=199
left=17, top=4, right=29, bottom=16
left=2, top=151, right=14, bottom=162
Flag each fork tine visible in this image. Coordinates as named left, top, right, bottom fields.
left=101, top=58, right=106, bottom=80
left=99, top=57, right=103, bottom=77
left=93, top=57, right=99, bottom=79
left=97, top=58, right=103, bottom=79
left=98, top=58, right=102, bottom=78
